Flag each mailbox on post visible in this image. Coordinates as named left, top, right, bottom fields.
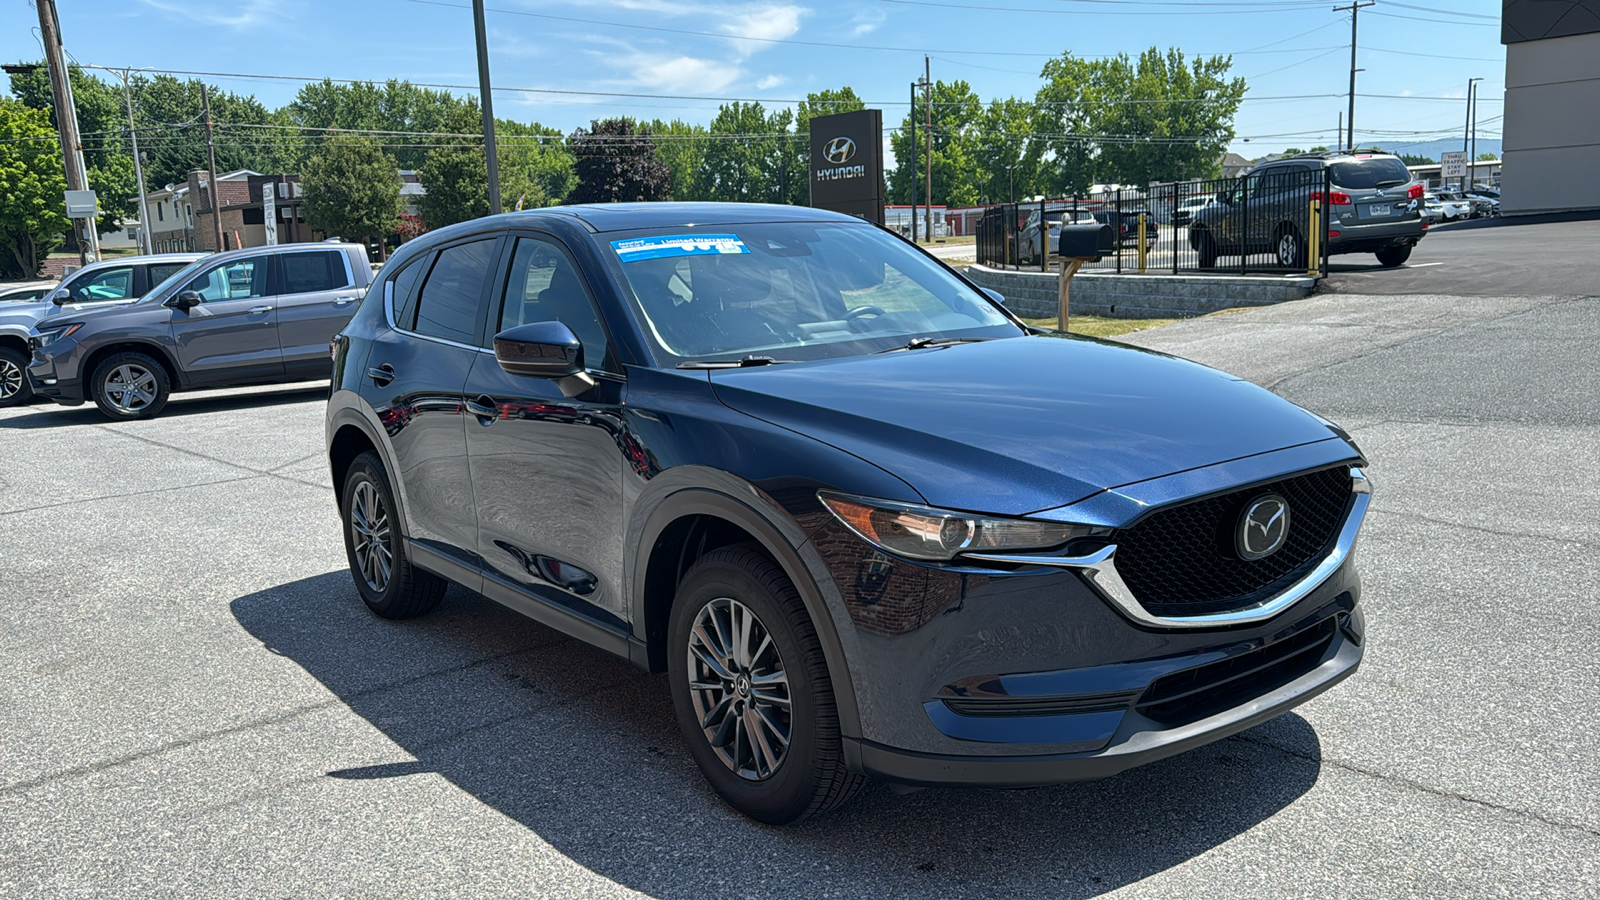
left=1058, top=222, right=1114, bottom=261
left=1055, top=222, right=1115, bottom=331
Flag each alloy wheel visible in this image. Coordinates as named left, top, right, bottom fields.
left=686, top=597, right=792, bottom=781
left=0, top=358, right=21, bottom=401
left=1278, top=233, right=1298, bottom=268
left=104, top=363, right=158, bottom=413
left=349, top=480, right=393, bottom=593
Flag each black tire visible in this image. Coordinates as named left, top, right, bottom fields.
left=340, top=451, right=446, bottom=619
left=668, top=543, right=865, bottom=824
left=1274, top=225, right=1305, bottom=269
left=0, top=345, right=33, bottom=408
left=1195, top=231, right=1218, bottom=269
left=1376, top=245, right=1412, bottom=268
left=89, top=351, right=170, bottom=420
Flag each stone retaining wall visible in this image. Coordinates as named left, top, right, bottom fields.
left=962, top=264, right=1316, bottom=319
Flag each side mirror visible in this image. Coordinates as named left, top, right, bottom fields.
left=48, top=288, right=70, bottom=306
left=164, top=290, right=203, bottom=310
left=493, top=321, right=583, bottom=378
left=979, top=287, right=1005, bottom=306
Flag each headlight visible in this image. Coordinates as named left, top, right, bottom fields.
left=32, top=323, right=84, bottom=348
left=818, top=492, right=1096, bottom=561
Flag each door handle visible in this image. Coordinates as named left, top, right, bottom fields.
left=368, top=363, right=395, bottom=386
left=248, top=305, right=272, bottom=314
left=465, top=394, right=499, bottom=424
left=333, top=297, right=357, bottom=306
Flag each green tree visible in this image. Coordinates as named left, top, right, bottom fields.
left=497, top=119, right=574, bottom=205
left=8, top=63, right=136, bottom=234
left=1093, top=49, right=1245, bottom=186
left=692, top=102, right=795, bottom=203
left=0, top=99, right=70, bottom=277
left=1031, top=53, right=1104, bottom=197
left=889, top=79, right=981, bottom=208
left=415, top=107, right=549, bottom=228
left=301, top=134, right=404, bottom=260
left=566, top=118, right=671, bottom=204
left=283, top=79, right=466, bottom=171
left=645, top=118, right=707, bottom=201
left=1477, top=152, right=1497, bottom=161
left=122, top=73, right=290, bottom=187
left=972, top=97, right=1041, bottom=203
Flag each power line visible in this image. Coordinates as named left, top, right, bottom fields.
left=880, top=0, right=1331, bottom=14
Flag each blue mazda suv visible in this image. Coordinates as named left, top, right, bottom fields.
left=326, top=203, right=1369, bottom=824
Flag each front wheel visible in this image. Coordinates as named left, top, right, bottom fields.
left=90, top=351, right=170, bottom=420
left=668, top=544, right=864, bottom=824
left=1195, top=231, right=1218, bottom=269
left=0, top=346, right=33, bottom=408
left=1376, top=245, right=1413, bottom=268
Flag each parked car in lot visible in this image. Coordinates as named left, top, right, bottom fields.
left=1173, top=194, right=1214, bottom=227
left=0, top=281, right=57, bottom=303
left=1, top=253, right=204, bottom=407
left=28, top=242, right=371, bottom=419
left=326, top=202, right=1370, bottom=824
left=1462, top=189, right=1500, bottom=217
left=1189, top=150, right=1425, bottom=268
left=1430, top=191, right=1472, bottom=221
left=1088, top=208, right=1159, bottom=249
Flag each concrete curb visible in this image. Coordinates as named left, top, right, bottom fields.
left=962, top=264, right=1317, bottom=319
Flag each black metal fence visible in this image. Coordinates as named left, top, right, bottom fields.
left=975, top=168, right=1334, bottom=277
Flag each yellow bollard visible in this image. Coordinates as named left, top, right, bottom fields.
left=1307, top=199, right=1322, bottom=277
left=1137, top=213, right=1148, bottom=274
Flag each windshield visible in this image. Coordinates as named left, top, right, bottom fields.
left=606, top=222, right=1022, bottom=365
left=142, top=258, right=209, bottom=302
left=1328, top=157, right=1413, bottom=190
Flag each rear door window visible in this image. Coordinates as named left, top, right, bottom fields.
left=279, top=251, right=351, bottom=294
left=67, top=266, right=136, bottom=302
left=411, top=238, right=496, bottom=344
left=1329, top=157, right=1412, bottom=190
left=146, top=262, right=191, bottom=286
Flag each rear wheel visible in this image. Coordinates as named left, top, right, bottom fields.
left=1195, top=231, right=1218, bottom=269
left=668, top=543, right=864, bottom=824
left=90, top=351, right=169, bottom=420
left=1275, top=225, right=1305, bottom=269
left=0, top=346, right=32, bottom=408
left=341, top=451, right=446, bottom=619
left=1376, top=245, right=1412, bottom=268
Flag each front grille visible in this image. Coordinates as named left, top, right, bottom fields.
left=1136, top=617, right=1339, bottom=726
left=1113, top=466, right=1353, bottom=616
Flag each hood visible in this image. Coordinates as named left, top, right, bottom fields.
left=31, top=297, right=145, bottom=332
left=709, top=335, right=1342, bottom=516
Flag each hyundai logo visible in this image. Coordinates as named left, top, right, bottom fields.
left=1237, top=494, right=1290, bottom=561
left=823, top=136, right=857, bottom=165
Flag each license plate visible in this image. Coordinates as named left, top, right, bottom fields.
left=1369, top=203, right=1392, bottom=217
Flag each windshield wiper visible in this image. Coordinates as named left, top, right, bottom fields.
left=1375, top=179, right=1406, bottom=188
left=677, top=356, right=792, bottom=369
left=874, top=336, right=991, bottom=354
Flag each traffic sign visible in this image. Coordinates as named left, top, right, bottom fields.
left=1441, top=151, right=1468, bottom=179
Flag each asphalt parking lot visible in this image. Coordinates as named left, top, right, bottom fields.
left=3, top=258, right=1598, bottom=895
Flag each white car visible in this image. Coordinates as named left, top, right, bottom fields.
left=1429, top=191, right=1472, bottom=221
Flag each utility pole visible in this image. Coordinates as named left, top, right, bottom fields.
left=1337, top=111, right=1343, bottom=150
left=35, top=0, right=100, bottom=267
left=909, top=80, right=918, bottom=242
left=1469, top=82, right=1481, bottom=190
left=472, top=0, right=502, bottom=215
left=201, top=85, right=225, bottom=252
left=1335, top=1, right=1374, bottom=152
left=924, top=56, right=933, bottom=241
left=117, top=69, right=153, bottom=255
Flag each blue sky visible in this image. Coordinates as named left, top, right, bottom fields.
left=3, top=0, right=1506, bottom=158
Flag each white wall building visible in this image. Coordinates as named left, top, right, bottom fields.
left=1500, top=1, right=1600, bottom=214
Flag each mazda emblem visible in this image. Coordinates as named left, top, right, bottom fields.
left=823, top=136, right=857, bottom=165
left=1237, top=494, right=1290, bottom=561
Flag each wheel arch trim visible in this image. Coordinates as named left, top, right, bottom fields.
left=326, top=399, right=413, bottom=542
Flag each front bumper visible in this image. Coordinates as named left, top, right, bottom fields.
left=797, top=453, right=1369, bottom=787
left=27, top=354, right=85, bottom=404
left=847, top=604, right=1361, bottom=787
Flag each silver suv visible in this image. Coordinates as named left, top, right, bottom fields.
left=28, top=242, right=372, bottom=420
left=1189, top=151, right=1426, bottom=269
left=0, top=253, right=204, bottom=407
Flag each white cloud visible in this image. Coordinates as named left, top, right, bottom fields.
left=631, top=54, right=744, bottom=93
left=848, top=9, right=886, bottom=38
left=756, top=74, right=786, bottom=90
left=137, top=0, right=294, bottom=30
left=721, top=4, right=804, bottom=55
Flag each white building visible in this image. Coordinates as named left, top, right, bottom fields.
left=1500, top=2, right=1600, bottom=214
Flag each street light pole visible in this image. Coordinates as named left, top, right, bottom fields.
left=908, top=80, right=917, bottom=242
left=1463, top=77, right=1482, bottom=191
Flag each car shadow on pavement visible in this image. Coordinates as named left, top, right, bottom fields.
left=0, top=385, right=328, bottom=429
left=233, top=572, right=1324, bottom=898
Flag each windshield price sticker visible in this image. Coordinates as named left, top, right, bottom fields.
left=612, top=234, right=749, bottom=262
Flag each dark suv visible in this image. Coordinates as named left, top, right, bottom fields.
left=327, top=203, right=1370, bottom=824
left=1189, top=150, right=1426, bottom=269
left=29, top=242, right=371, bottom=419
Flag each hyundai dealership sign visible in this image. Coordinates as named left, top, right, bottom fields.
left=809, top=109, right=885, bottom=224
